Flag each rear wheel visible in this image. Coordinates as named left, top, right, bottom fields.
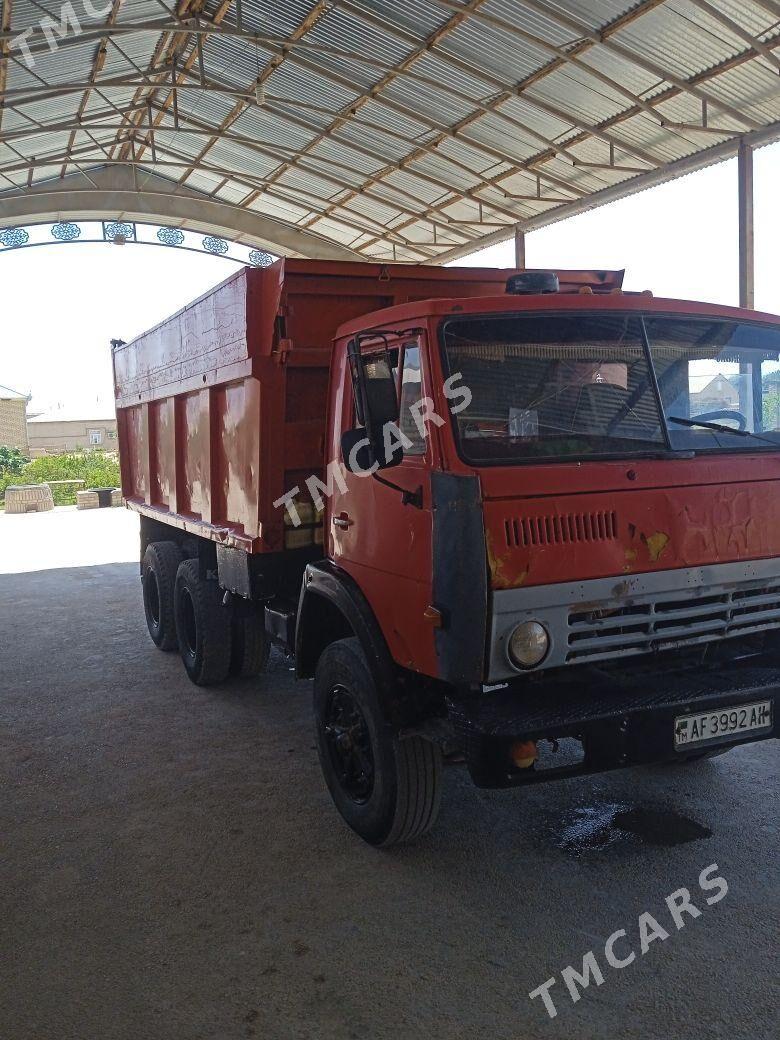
left=314, top=637, right=442, bottom=847
left=142, top=541, right=183, bottom=651
left=230, top=604, right=271, bottom=678
left=173, top=559, right=232, bottom=686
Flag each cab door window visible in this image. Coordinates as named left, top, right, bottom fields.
left=398, top=344, right=427, bottom=456
left=350, top=341, right=428, bottom=459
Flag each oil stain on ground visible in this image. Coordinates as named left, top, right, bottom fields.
left=558, top=802, right=713, bottom=854
left=612, top=807, right=712, bottom=845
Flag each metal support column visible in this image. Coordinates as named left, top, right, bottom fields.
left=738, top=138, right=755, bottom=310
left=514, top=225, right=526, bottom=269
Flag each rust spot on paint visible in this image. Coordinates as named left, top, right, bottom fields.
left=646, top=532, right=670, bottom=563
left=486, top=533, right=528, bottom=590
left=486, top=531, right=505, bottom=585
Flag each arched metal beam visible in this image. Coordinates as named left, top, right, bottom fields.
left=0, top=165, right=365, bottom=261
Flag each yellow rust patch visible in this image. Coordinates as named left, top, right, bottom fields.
left=623, top=548, right=638, bottom=573
left=486, top=532, right=528, bottom=590
left=486, top=531, right=504, bottom=583
left=646, top=532, right=670, bottom=563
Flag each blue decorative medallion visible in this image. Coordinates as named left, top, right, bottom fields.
left=157, top=226, right=185, bottom=246
left=51, top=222, right=81, bottom=242
left=0, top=227, right=30, bottom=248
left=203, top=235, right=228, bottom=255
left=248, top=249, right=273, bottom=268
left=103, top=221, right=135, bottom=242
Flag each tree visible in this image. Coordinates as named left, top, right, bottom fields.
left=0, top=446, right=29, bottom=475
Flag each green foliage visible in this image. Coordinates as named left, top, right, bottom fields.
left=0, top=445, right=28, bottom=474
left=0, top=471, right=18, bottom=505
left=763, top=391, right=780, bottom=432
left=0, top=451, right=121, bottom=506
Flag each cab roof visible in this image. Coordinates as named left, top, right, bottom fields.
left=335, top=292, right=780, bottom=341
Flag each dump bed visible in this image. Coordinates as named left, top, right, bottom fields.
left=113, top=259, right=622, bottom=554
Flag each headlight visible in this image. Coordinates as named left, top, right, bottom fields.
left=508, top=621, right=549, bottom=669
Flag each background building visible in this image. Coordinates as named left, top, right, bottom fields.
left=0, top=385, right=30, bottom=454
left=27, top=409, right=118, bottom=457
left=689, top=374, right=740, bottom=413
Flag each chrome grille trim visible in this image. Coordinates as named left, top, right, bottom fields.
left=566, top=580, right=780, bottom=662
left=487, top=558, right=780, bottom=683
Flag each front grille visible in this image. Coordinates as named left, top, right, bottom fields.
left=567, top=580, right=780, bottom=663
left=504, top=510, right=618, bottom=548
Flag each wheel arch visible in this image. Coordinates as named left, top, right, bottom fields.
left=296, top=562, right=397, bottom=710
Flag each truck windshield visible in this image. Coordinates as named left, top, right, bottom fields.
left=441, top=313, right=780, bottom=464
left=645, top=316, right=780, bottom=451
left=442, top=313, right=666, bottom=463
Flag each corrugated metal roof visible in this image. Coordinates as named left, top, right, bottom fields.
left=0, top=0, right=777, bottom=261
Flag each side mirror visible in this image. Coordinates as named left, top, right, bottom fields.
left=346, top=339, right=403, bottom=471
left=341, top=428, right=376, bottom=474
left=341, top=427, right=403, bottom=474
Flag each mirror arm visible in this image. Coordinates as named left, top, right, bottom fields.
left=372, top=473, right=423, bottom=509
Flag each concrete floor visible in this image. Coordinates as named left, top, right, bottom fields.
left=0, top=507, right=777, bottom=1040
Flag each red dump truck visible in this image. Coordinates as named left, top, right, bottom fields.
left=114, top=259, right=778, bottom=845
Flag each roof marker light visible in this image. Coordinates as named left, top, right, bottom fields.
left=506, top=271, right=560, bottom=295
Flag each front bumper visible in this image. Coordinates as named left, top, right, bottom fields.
left=448, top=655, right=777, bottom=788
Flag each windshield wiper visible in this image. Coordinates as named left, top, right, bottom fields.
left=668, top=415, right=779, bottom=447
left=668, top=415, right=750, bottom=436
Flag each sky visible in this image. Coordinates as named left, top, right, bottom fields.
left=0, top=141, right=778, bottom=418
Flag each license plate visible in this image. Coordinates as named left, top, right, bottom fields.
left=674, top=701, right=773, bottom=750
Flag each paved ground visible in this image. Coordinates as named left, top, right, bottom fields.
left=0, top=508, right=777, bottom=1040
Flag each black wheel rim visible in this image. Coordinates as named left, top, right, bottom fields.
left=324, top=685, right=375, bottom=803
left=146, top=571, right=161, bottom=628
left=180, top=587, right=198, bottom=657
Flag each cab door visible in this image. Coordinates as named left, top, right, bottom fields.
left=329, top=336, right=439, bottom=676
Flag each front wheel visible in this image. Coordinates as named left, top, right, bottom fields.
left=313, top=638, right=443, bottom=847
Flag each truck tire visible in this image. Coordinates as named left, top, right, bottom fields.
left=173, top=559, right=232, bottom=686
left=230, top=606, right=271, bottom=678
left=314, top=637, right=442, bottom=847
left=142, top=541, right=184, bottom=651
